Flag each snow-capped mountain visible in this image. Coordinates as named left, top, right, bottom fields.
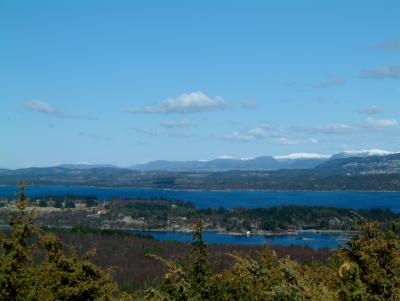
left=331, top=149, right=397, bottom=159
left=129, top=149, right=399, bottom=172
left=274, top=153, right=332, bottom=160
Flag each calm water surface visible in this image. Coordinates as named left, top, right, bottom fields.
left=1, top=185, right=399, bottom=211
left=131, top=230, right=354, bottom=249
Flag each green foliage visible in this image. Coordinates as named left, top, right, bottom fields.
left=147, top=220, right=400, bottom=300
left=146, top=220, right=212, bottom=301
left=334, top=222, right=400, bottom=300
left=0, top=183, right=35, bottom=300
left=146, top=221, right=334, bottom=300
left=0, top=183, right=130, bottom=301
left=187, top=220, right=211, bottom=299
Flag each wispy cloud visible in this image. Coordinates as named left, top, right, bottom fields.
left=309, top=75, right=345, bottom=88
left=360, top=65, right=400, bottom=80
left=125, top=91, right=228, bottom=114
left=359, top=105, right=380, bottom=115
left=375, top=39, right=400, bottom=50
left=25, top=100, right=65, bottom=117
left=159, top=119, right=195, bottom=128
left=366, top=118, right=398, bottom=127
left=149, top=127, right=193, bottom=138
left=224, top=123, right=316, bottom=145
left=241, top=100, right=257, bottom=109
left=273, top=137, right=318, bottom=145
left=24, top=100, right=95, bottom=120
left=224, top=125, right=272, bottom=142
left=314, top=123, right=355, bottom=134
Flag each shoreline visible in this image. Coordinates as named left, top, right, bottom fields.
left=120, top=227, right=360, bottom=237
left=1, top=184, right=400, bottom=193
left=0, top=224, right=359, bottom=237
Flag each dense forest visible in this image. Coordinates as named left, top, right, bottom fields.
left=1, top=185, right=400, bottom=300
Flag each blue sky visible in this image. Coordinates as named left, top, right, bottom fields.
left=1, top=0, right=399, bottom=168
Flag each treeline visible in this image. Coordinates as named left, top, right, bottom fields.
left=196, top=205, right=400, bottom=231
left=1, top=186, right=400, bottom=300
left=1, top=194, right=99, bottom=208
left=27, top=195, right=400, bottom=232
left=32, top=194, right=99, bottom=208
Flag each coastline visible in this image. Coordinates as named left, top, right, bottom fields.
left=123, top=227, right=359, bottom=237
left=1, top=183, right=400, bottom=193
left=0, top=224, right=359, bottom=237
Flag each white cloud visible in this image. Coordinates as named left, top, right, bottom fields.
left=25, top=100, right=63, bottom=116
left=366, top=118, right=398, bottom=127
left=360, top=65, right=400, bottom=79
left=359, top=105, right=380, bottom=115
left=241, top=100, right=257, bottom=109
left=125, top=91, right=228, bottom=114
left=309, top=76, right=345, bottom=88
left=159, top=119, right=195, bottom=128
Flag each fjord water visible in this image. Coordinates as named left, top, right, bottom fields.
left=1, top=185, right=400, bottom=211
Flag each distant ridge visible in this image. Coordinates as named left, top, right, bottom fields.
left=129, top=155, right=329, bottom=171
left=128, top=150, right=400, bottom=172
left=4, top=149, right=399, bottom=173
left=316, top=152, right=400, bottom=175
left=56, top=163, right=118, bottom=170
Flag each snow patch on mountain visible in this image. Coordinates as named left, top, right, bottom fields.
left=274, top=153, right=332, bottom=160
left=337, top=149, right=398, bottom=158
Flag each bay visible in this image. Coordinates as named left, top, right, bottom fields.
left=1, top=185, right=400, bottom=211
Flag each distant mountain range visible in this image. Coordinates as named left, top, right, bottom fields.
left=128, top=154, right=330, bottom=171
left=2, top=149, right=399, bottom=173
left=56, top=164, right=118, bottom=170
left=0, top=150, right=399, bottom=190
left=128, top=149, right=399, bottom=172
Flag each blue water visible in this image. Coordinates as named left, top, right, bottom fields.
left=1, top=185, right=400, bottom=211
left=131, top=230, right=353, bottom=249
left=0, top=185, right=396, bottom=248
